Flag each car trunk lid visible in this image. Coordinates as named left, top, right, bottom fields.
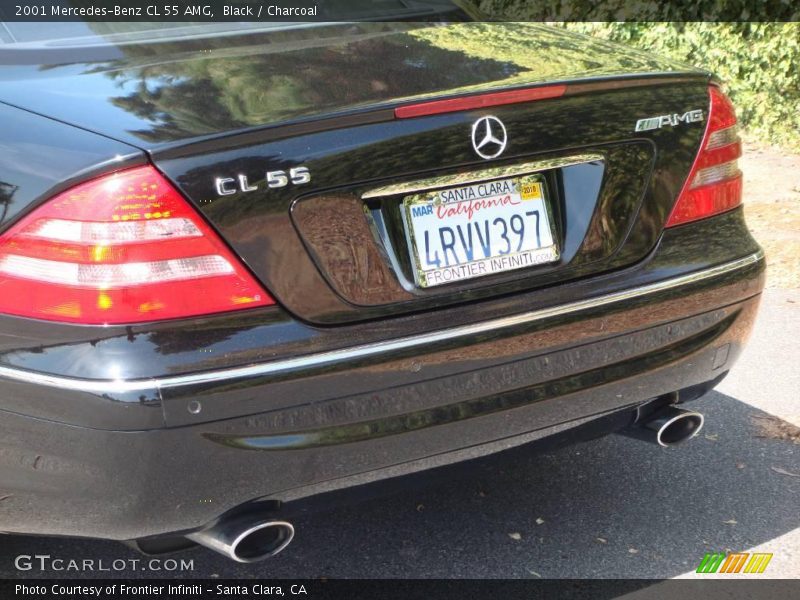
left=0, top=22, right=703, bottom=148
left=153, top=76, right=710, bottom=323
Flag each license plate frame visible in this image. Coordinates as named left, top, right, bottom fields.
left=401, top=174, right=560, bottom=288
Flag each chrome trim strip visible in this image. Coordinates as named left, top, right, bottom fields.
left=361, top=154, right=605, bottom=199
left=0, top=250, right=764, bottom=394
left=0, top=367, right=157, bottom=395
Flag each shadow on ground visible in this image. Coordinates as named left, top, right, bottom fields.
left=2, top=390, right=798, bottom=579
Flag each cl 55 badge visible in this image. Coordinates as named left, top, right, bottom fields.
left=215, top=166, right=311, bottom=196
left=635, top=109, right=704, bottom=132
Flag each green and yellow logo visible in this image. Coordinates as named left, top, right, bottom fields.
left=696, top=552, right=773, bottom=574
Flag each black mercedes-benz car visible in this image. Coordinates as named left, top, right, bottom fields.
left=0, top=14, right=764, bottom=562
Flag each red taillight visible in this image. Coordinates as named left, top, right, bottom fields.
left=0, top=165, right=274, bottom=324
left=665, top=86, right=743, bottom=227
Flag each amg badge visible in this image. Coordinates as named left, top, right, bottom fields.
left=635, top=109, right=704, bottom=132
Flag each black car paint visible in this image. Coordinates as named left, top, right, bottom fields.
left=0, top=22, right=764, bottom=543
left=0, top=21, right=714, bottom=377
left=0, top=271, right=763, bottom=539
left=0, top=23, right=701, bottom=149
left=0, top=23, right=712, bottom=323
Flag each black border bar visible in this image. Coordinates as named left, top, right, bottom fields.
left=4, top=579, right=800, bottom=600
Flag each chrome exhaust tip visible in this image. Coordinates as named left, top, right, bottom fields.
left=187, top=516, right=294, bottom=563
left=652, top=408, right=704, bottom=447
left=622, top=405, right=705, bottom=447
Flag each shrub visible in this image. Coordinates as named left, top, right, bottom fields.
left=475, top=8, right=800, bottom=150
left=560, top=23, right=800, bottom=150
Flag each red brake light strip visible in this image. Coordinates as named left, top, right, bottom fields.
left=394, top=85, right=567, bottom=119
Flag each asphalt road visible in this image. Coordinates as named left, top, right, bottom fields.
left=2, top=289, right=798, bottom=580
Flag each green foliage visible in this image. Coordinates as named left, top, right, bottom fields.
left=560, top=23, right=800, bottom=150
left=476, top=10, right=800, bottom=150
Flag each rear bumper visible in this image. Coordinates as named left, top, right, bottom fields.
left=0, top=261, right=763, bottom=540
left=0, top=207, right=765, bottom=540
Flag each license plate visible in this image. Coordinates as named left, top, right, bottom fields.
left=402, top=175, right=559, bottom=288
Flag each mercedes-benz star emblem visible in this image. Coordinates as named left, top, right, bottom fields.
left=471, top=116, right=507, bottom=159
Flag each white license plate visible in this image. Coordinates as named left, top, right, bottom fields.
left=402, top=175, right=559, bottom=288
